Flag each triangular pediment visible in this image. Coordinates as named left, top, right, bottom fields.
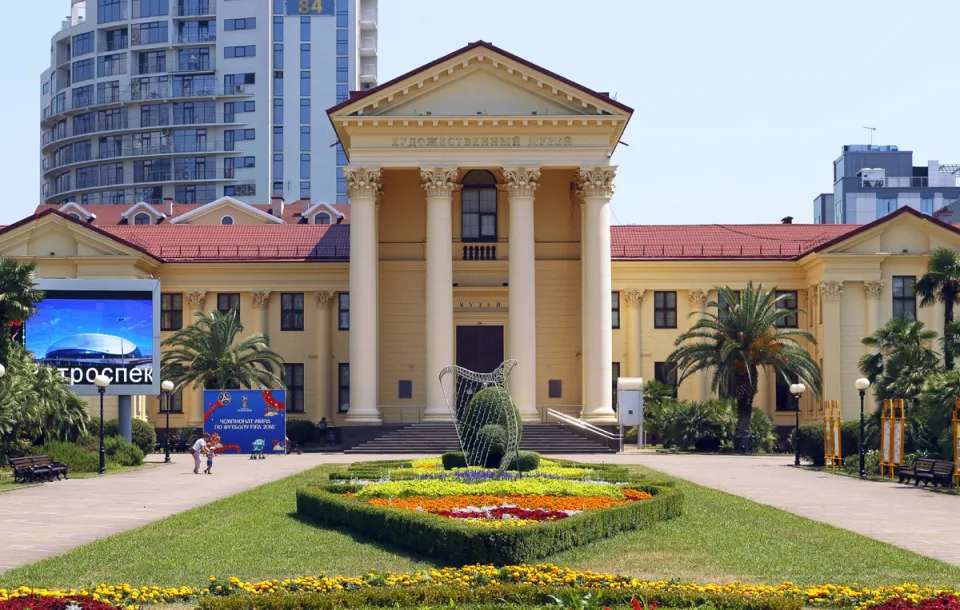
left=170, top=197, right=284, bottom=225
left=329, top=41, right=632, bottom=120
left=816, top=208, right=960, bottom=256
left=0, top=213, right=154, bottom=260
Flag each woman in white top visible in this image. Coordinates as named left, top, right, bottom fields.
left=190, top=433, right=210, bottom=474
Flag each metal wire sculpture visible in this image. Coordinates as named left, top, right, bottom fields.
left=439, top=359, right=520, bottom=471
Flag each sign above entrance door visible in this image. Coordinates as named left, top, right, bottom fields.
left=455, top=300, right=507, bottom=312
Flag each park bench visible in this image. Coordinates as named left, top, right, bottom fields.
left=898, top=458, right=955, bottom=487
left=10, top=456, right=68, bottom=484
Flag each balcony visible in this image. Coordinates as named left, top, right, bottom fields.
left=44, top=166, right=229, bottom=200
left=359, top=64, right=377, bottom=84
left=175, top=32, right=217, bottom=45
left=359, top=10, right=377, bottom=30
left=41, top=85, right=251, bottom=125
left=176, top=0, right=215, bottom=17
left=462, top=244, right=497, bottom=261
left=359, top=37, right=377, bottom=57
left=170, top=60, right=215, bottom=74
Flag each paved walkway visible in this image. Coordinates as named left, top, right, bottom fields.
left=0, top=453, right=417, bottom=573
left=559, top=452, right=960, bottom=566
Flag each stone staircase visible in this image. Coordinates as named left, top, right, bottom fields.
left=344, top=422, right=616, bottom=454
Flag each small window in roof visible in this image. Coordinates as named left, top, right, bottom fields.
left=221, top=215, right=234, bottom=225
left=133, top=213, right=151, bottom=225
left=315, top=212, right=331, bottom=225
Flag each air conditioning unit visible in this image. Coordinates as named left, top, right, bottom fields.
left=234, top=85, right=245, bottom=94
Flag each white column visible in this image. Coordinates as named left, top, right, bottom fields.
left=624, top=289, right=644, bottom=379
left=863, top=281, right=883, bottom=407
left=504, top=168, right=540, bottom=422
left=421, top=168, right=458, bottom=421
left=687, top=289, right=709, bottom=400
left=580, top=199, right=586, bottom=412
left=314, top=291, right=334, bottom=422
left=821, top=281, right=844, bottom=409
left=579, top=167, right=618, bottom=423
left=252, top=291, right=270, bottom=337
left=344, top=168, right=382, bottom=425
left=185, top=290, right=207, bottom=425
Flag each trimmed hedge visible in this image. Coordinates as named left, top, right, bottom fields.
left=197, top=584, right=800, bottom=610
left=441, top=451, right=468, bottom=469
left=795, top=420, right=861, bottom=466
left=297, top=481, right=682, bottom=565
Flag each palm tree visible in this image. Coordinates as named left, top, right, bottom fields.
left=916, top=247, right=960, bottom=370
left=0, top=258, right=44, bottom=355
left=161, top=308, right=285, bottom=392
left=859, top=316, right=940, bottom=405
left=668, top=282, right=822, bottom=449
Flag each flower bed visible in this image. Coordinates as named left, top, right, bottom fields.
left=298, top=459, right=680, bottom=564
left=3, top=569, right=957, bottom=610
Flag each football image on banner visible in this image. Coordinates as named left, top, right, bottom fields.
left=203, top=390, right=287, bottom=455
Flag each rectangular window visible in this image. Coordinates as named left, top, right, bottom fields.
left=877, top=197, right=897, bottom=217
left=922, top=198, right=934, bottom=216
left=137, top=50, right=165, bottom=74
left=281, top=293, right=304, bottom=331
left=161, top=293, right=183, bottom=330
left=300, top=126, right=310, bottom=151
left=461, top=187, right=497, bottom=241
left=217, top=293, right=241, bottom=321
left=161, top=390, right=183, bottom=413
left=776, top=371, right=799, bottom=411
left=73, top=58, right=95, bottom=82
left=338, top=293, right=349, bottom=330
left=175, top=184, right=217, bottom=204
left=97, top=80, right=120, bottom=105
left=336, top=144, right=347, bottom=166
left=893, top=276, right=917, bottom=319
left=775, top=290, right=799, bottom=328
left=225, top=45, right=256, bottom=58
left=274, top=126, right=283, bottom=151
left=177, top=48, right=210, bottom=71
left=224, top=72, right=255, bottom=88
left=654, top=361, right=678, bottom=396
left=654, top=291, right=677, bottom=328
left=224, top=18, right=257, bottom=30
left=273, top=70, right=284, bottom=96
left=300, top=181, right=311, bottom=199
left=336, top=83, right=348, bottom=103
left=273, top=181, right=284, bottom=196
left=336, top=29, right=348, bottom=55
left=612, top=291, right=621, bottom=329
left=132, top=21, right=169, bottom=46
left=72, top=32, right=94, bottom=57
left=223, top=184, right=256, bottom=197
left=273, top=16, right=284, bottom=41
left=338, top=364, right=350, bottom=412
left=273, top=98, right=283, bottom=124
left=718, top=290, right=741, bottom=323
left=283, top=364, right=305, bottom=413
left=300, top=70, right=311, bottom=96
left=98, top=0, right=126, bottom=24
left=132, top=0, right=169, bottom=18
left=300, top=153, right=311, bottom=179
left=336, top=56, right=348, bottom=83
left=301, top=16, right=311, bottom=40
left=273, top=153, right=283, bottom=180
left=274, top=43, right=284, bottom=68
left=105, top=29, right=128, bottom=51
left=300, top=43, right=311, bottom=68
left=300, top=98, right=310, bottom=123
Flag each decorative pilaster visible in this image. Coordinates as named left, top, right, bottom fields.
left=344, top=167, right=383, bottom=425
left=821, top=281, right=843, bottom=414
left=503, top=167, right=540, bottom=421
left=252, top=291, right=270, bottom=337
left=623, top=289, right=645, bottom=380
left=314, top=291, right=334, bottom=422
left=185, top=290, right=207, bottom=425
left=687, top=288, right=709, bottom=400
left=421, top=168, right=459, bottom=421
left=578, top=166, right=617, bottom=423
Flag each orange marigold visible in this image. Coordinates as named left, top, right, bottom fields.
left=365, top=492, right=651, bottom=513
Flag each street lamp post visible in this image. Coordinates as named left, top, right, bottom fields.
left=94, top=374, right=111, bottom=474
left=855, top=378, right=871, bottom=478
left=161, top=380, right=175, bottom=463
left=789, top=383, right=807, bottom=466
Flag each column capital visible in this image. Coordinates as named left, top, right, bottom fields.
left=252, top=291, right=271, bottom=310
left=502, top=167, right=541, bottom=198
left=420, top=167, right=459, bottom=198
left=688, top=288, right=708, bottom=307
left=623, top=289, right=645, bottom=307
left=863, top=281, right=884, bottom=300
left=344, top=167, right=382, bottom=199
left=821, top=281, right=844, bottom=301
left=315, top=290, right=335, bottom=309
left=578, top=166, right=617, bottom=199
left=186, top=290, right=207, bottom=307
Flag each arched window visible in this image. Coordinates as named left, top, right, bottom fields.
left=314, top=212, right=331, bottom=225
left=133, top=213, right=151, bottom=225
left=221, top=215, right=234, bottom=225
left=67, top=213, right=81, bottom=220
left=461, top=169, right=497, bottom=242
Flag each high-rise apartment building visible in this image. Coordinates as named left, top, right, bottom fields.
left=40, top=0, right=378, bottom=207
left=813, top=144, right=960, bottom=224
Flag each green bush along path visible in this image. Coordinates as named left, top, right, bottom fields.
left=2, top=463, right=959, bottom=589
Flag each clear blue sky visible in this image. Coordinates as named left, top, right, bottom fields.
left=6, top=1, right=959, bottom=226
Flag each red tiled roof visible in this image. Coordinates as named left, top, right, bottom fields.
left=327, top=40, right=634, bottom=115
left=33, top=201, right=350, bottom=226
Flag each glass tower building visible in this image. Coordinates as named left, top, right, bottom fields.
left=40, top=0, right=378, bottom=206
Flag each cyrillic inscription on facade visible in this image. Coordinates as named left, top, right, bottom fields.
left=391, top=136, right=573, bottom=148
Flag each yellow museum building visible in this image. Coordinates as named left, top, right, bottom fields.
left=5, top=41, right=960, bottom=440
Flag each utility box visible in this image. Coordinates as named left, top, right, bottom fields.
left=617, top=377, right=644, bottom=447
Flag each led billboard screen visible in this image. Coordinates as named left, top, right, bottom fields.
left=26, top=279, right=161, bottom=395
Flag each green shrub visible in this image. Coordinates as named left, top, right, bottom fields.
left=198, top=584, right=801, bottom=610
left=36, top=440, right=100, bottom=473
left=460, top=387, right=522, bottom=467
left=104, top=436, right=145, bottom=467
left=286, top=419, right=316, bottom=446
left=441, top=451, right=468, bottom=470
left=842, top=449, right=881, bottom=476
left=90, top=418, right=157, bottom=455
left=505, top=450, right=541, bottom=472
left=296, top=482, right=682, bottom=565
left=796, top=420, right=861, bottom=466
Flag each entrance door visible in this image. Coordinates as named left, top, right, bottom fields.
left=454, top=325, right=505, bottom=418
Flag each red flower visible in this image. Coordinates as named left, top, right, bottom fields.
left=632, top=598, right=643, bottom=610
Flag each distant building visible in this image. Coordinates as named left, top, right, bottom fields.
left=814, top=144, right=960, bottom=224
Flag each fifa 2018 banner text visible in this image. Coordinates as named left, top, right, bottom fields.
left=203, top=389, right=287, bottom=455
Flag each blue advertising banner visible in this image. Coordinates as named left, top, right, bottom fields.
left=286, top=0, right=333, bottom=16
left=203, top=390, right=287, bottom=455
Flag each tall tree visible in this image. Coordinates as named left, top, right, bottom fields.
left=859, top=316, right=940, bottom=405
left=0, top=258, right=43, bottom=356
left=668, top=282, right=821, bottom=449
left=916, top=246, right=960, bottom=370
left=161, top=308, right=285, bottom=392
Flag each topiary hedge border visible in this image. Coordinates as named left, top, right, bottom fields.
left=296, top=481, right=682, bottom=565
left=197, top=583, right=799, bottom=610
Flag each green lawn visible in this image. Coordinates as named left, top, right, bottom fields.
left=2, top=464, right=959, bottom=589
